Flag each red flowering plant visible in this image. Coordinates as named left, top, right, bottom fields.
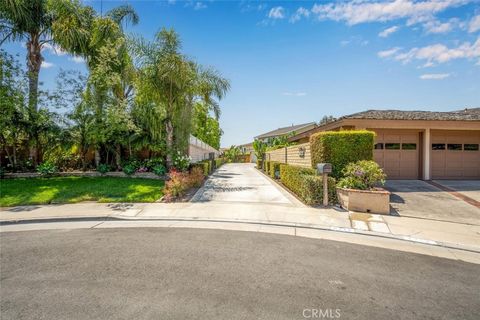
left=164, top=167, right=205, bottom=201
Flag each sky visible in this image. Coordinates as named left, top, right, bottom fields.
left=3, top=0, right=480, bottom=147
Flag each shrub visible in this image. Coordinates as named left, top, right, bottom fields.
left=136, top=166, right=149, bottom=173
left=37, top=161, right=58, bottom=177
left=97, top=164, right=110, bottom=174
left=152, top=164, right=166, bottom=176
left=337, top=160, right=386, bottom=190
left=164, top=167, right=205, bottom=200
left=310, top=130, right=375, bottom=178
left=193, top=161, right=210, bottom=176
left=215, top=158, right=225, bottom=169
left=269, top=161, right=281, bottom=179
left=279, top=164, right=336, bottom=205
left=0, top=167, right=5, bottom=179
left=256, top=159, right=262, bottom=170
left=172, top=152, right=191, bottom=171
left=145, top=158, right=164, bottom=171
left=122, top=164, right=136, bottom=175
left=263, top=160, right=269, bottom=172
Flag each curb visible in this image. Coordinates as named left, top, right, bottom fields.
left=2, top=215, right=479, bottom=254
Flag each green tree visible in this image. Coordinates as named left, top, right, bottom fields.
left=0, top=0, right=93, bottom=164
left=192, top=102, right=222, bottom=150
left=132, top=28, right=229, bottom=167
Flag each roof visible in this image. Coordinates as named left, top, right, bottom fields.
left=342, top=108, right=480, bottom=121
left=255, top=122, right=316, bottom=140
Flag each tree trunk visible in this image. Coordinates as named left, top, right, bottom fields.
left=95, top=149, right=100, bottom=167
left=165, top=119, right=174, bottom=168
left=26, top=33, right=42, bottom=165
left=12, top=143, right=17, bottom=172
left=115, top=144, right=121, bottom=170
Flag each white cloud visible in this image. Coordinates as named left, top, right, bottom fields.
left=419, top=73, right=451, bottom=79
left=378, top=37, right=480, bottom=65
left=377, top=47, right=402, bottom=58
left=42, top=43, right=66, bottom=56
left=469, top=14, right=480, bottom=33
left=422, top=18, right=460, bottom=34
left=69, top=56, right=85, bottom=64
left=41, top=61, right=54, bottom=69
left=290, top=7, right=310, bottom=23
left=310, top=0, right=469, bottom=26
left=379, top=25, right=400, bottom=37
left=268, top=6, right=285, bottom=19
left=193, top=2, right=207, bottom=10
left=282, top=92, right=307, bottom=96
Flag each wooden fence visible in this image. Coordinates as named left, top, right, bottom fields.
left=265, top=142, right=312, bottom=168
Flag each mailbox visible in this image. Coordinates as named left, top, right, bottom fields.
left=316, top=163, right=332, bottom=174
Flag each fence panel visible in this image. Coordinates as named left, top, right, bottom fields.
left=265, top=142, right=312, bottom=168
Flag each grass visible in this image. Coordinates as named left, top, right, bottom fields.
left=0, top=176, right=165, bottom=207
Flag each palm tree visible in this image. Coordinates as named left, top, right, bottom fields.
left=132, top=28, right=230, bottom=167
left=0, top=0, right=92, bottom=163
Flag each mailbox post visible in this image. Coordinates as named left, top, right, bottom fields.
left=316, top=163, right=332, bottom=206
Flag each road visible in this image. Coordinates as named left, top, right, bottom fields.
left=1, top=228, right=479, bottom=319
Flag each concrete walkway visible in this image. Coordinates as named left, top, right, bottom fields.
left=191, top=163, right=302, bottom=206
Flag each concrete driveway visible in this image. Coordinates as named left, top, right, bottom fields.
left=385, top=180, right=480, bottom=225
left=2, top=228, right=479, bottom=320
left=191, top=163, right=301, bottom=206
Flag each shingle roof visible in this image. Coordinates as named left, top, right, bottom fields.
left=342, top=108, right=480, bottom=121
left=255, top=122, right=316, bottom=139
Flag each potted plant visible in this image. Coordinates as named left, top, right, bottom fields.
left=336, top=160, right=390, bottom=214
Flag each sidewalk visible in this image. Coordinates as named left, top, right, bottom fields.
left=2, top=201, right=479, bottom=253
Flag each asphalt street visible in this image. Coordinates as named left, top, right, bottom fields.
left=1, top=227, right=479, bottom=319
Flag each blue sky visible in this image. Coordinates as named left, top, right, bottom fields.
left=3, top=0, right=480, bottom=147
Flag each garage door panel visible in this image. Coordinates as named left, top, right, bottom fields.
left=431, top=130, right=480, bottom=179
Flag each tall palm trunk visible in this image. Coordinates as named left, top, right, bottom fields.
left=26, top=33, right=42, bottom=165
left=165, top=119, right=174, bottom=168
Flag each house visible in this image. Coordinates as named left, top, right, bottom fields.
left=254, top=122, right=316, bottom=143
left=288, top=109, right=480, bottom=180
left=238, top=142, right=256, bottom=162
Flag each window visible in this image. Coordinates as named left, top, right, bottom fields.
left=402, top=143, right=417, bottom=150
left=432, top=144, right=445, bottom=150
left=447, top=144, right=462, bottom=151
left=464, top=144, right=479, bottom=151
left=385, top=143, right=400, bottom=150
left=374, top=143, right=384, bottom=150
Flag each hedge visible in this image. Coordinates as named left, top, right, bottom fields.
left=268, top=161, right=281, bottom=179
left=263, top=160, right=269, bottom=172
left=256, top=159, right=263, bottom=170
left=310, top=130, right=375, bottom=178
left=279, top=164, right=336, bottom=205
left=215, top=158, right=225, bottom=169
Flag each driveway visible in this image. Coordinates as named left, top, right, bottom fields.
left=191, top=163, right=301, bottom=206
left=2, top=228, right=479, bottom=320
left=385, top=180, right=480, bottom=225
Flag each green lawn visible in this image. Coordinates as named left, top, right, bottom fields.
left=0, top=176, right=165, bottom=207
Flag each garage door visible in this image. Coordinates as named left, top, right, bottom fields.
left=373, top=130, right=420, bottom=179
left=431, top=130, right=480, bottom=179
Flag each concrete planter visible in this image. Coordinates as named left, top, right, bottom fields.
left=336, top=187, right=391, bottom=215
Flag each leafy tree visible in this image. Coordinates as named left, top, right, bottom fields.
left=252, top=140, right=267, bottom=161
left=0, top=50, right=28, bottom=171
left=192, top=102, right=222, bottom=149
left=224, top=145, right=241, bottom=163
left=0, top=0, right=93, bottom=164
left=319, top=115, right=336, bottom=125
left=132, top=28, right=229, bottom=167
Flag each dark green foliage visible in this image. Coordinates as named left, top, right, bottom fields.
left=264, top=160, right=270, bottom=173
left=152, top=164, right=166, bottom=176
left=215, top=158, right=225, bottom=169
left=279, top=164, right=336, bottom=205
left=122, top=164, right=136, bottom=175
left=36, top=161, right=58, bottom=177
left=97, top=164, right=110, bottom=174
left=310, top=130, right=375, bottom=178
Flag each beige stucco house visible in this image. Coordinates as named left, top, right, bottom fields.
left=289, top=109, right=480, bottom=180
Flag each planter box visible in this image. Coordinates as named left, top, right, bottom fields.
left=336, top=187, right=391, bottom=215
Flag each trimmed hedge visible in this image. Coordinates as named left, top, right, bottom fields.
left=280, top=164, right=336, bottom=205
left=215, top=158, right=225, bottom=169
left=268, top=161, right=281, bottom=179
left=256, top=159, right=263, bottom=170
left=310, top=130, right=375, bottom=178
left=263, top=160, right=269, bottom=172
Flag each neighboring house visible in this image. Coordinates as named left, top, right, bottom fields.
left=254, top=122, right=316, bottom=143
left=289, top=109, right=480, bottom=180
left=239, top=142, right=256, bottom=162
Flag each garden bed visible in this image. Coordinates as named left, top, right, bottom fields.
left=0, top=176, right=165, bottom=207
left=2, top=171, right=166, bottom=180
